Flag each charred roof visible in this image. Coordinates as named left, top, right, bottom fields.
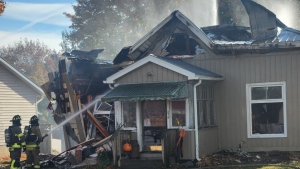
left=112, top=0, right=300, bottom=65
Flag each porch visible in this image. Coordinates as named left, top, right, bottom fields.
left=111, top=129, right=184, bottom=169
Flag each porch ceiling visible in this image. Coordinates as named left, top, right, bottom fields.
left=101, top=82, right=188, bottom=102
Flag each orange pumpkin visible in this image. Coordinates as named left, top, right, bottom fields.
left=123, top=142, right=132, bottom=152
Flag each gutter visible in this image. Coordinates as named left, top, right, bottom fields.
left=194, top=79, right=202, bottom=161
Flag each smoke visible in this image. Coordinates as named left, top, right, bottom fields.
left=95, top=0, right=219, bottom=59
left=226, top=0, right=300, bottom=29
left=254, top=0, right=300, bottom=29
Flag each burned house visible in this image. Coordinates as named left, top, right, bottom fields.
left=44, top=0, right=300, bottom=168
left=99, top=0, right=300, bottom=167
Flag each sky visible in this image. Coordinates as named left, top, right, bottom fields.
left=0, top=0, right=76, bottom=51
left=1, top=0, right=299, bottom=54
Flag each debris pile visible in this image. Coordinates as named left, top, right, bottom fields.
left=196, top=150, right=300, bottom=168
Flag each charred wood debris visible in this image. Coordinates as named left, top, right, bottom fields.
left=39, top=49, right=121, bottom=168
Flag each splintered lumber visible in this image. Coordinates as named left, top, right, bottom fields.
left=52, top=138, right=96, bottom=161
left=86, top=109, right=110, bottom=138
left=61, top=73, right=86, bottom=142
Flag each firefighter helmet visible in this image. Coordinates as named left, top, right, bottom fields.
left=30, top=115, right=39, bottom=125
left=11, top=115, right=21, bottom=126
left=12, top=115, right=21, bottom=122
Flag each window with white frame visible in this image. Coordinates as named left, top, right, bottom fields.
left=246, top=82, right=286, bottom=138
left=197, top=84, right=216, bottom=128
left=171, top=100, right=186, bottom=127
left=122, top=101, right=136, bottom=128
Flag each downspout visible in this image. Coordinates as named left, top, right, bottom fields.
left=109, top=83, right=114, bottom=89
left=194, top=79, right=202, bottom=161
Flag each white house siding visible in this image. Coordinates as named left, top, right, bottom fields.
left=0, top=65, right=38, bottom=151
left=188, top=50, right=300, bottom=152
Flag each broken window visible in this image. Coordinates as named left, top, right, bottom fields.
left=197, top=84, right=216, bottom=128
left=122, top=101, right=136, bottom=128
left=247, top=82, right=286, bottom=138
left=171, top=100, right=186, bottom=127
left=164, top=33, right=200, bottom=55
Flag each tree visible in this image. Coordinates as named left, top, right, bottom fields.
left=0, top=38, right=59, bottom=85
left=61, top=0, right=209, bottom=59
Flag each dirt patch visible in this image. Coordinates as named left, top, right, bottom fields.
left=0, top=153, right=26, bottom=167
left=196, top=151, right=300, bottom=168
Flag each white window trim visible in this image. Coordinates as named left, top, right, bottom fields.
left=246, top=81, right=287, bottom=138
left=169, top=99, right=189, bottom=129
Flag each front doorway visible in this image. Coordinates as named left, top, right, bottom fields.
left=142, top=100, right=167, bottom=151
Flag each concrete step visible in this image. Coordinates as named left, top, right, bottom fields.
left=140, top=152, right=162, bottom=159
left=120, top=158, right=163, bottom=169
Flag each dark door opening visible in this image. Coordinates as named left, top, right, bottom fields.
left=142, top=100, right=166, bottom=151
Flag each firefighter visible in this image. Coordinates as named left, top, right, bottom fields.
left=9, top=115, right=26, bottom=169
left=24, top=115, right=43, bottom=169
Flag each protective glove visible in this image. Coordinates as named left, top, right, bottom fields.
left=35, top=140, right=40, bottom=145
left=22, top=146, right=26, bottom=152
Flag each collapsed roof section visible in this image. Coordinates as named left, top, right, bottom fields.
left=42, top=49, right=120, bottom=146
left=113, top=0, right=300, bottom=64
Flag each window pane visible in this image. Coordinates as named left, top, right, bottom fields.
left=143, top=100, right=166, bottom=127
left=252, top=86, right=282, bottom=100
left=172, top=100, right=186, bottom=127
left=202, top=100, right=208, bottom=126
left=267, top=86, right=282, bottom=99
left=251, top=87, right=267, bottom=100
left=123, top=102, right=136, bottom=127
left=210, top=101, right=215, bottom=125
left=251, top=102, right=284, bottom=134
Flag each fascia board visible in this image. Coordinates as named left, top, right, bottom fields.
left=195, top=75, right=224, bottom=81
left=0, top=57, right=44, bottom=95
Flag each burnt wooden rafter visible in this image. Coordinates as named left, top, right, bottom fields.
left=61, top=73, right=86, bottom=142
left=86, top=109, right=110, bottom=138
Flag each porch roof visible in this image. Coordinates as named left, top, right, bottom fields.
left=101, top=81, right=188, bottom=102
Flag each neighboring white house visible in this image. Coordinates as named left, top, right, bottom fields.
left=0, top=57, right=44, bottom=156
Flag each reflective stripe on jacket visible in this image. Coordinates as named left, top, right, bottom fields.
left=10, top=126, right=25, bottom=147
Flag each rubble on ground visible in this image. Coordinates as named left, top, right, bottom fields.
left=195, top=150, right=300, bottom=168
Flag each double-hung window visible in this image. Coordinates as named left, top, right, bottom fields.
left=246, top=82, right=287, bottom=138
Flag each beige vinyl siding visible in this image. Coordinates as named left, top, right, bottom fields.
left=181, top=128, right=218, bottom=160
left=181, top=131, right=195, bottom=160
left=188, top=50, right=300, bottom=152
left=0, top=65, right=39, bottom=146
left=116, top=62, right=187, bottom=84
left=199, top=127, right=219, bottom=156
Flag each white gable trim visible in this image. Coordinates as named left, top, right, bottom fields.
left=0, top=57, right=44, bottom=95
left=129, top=11, right=214, bottom=55
left=105, top=55, right=219, bottom=84
left=175, top=12, right=213, bottom=49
